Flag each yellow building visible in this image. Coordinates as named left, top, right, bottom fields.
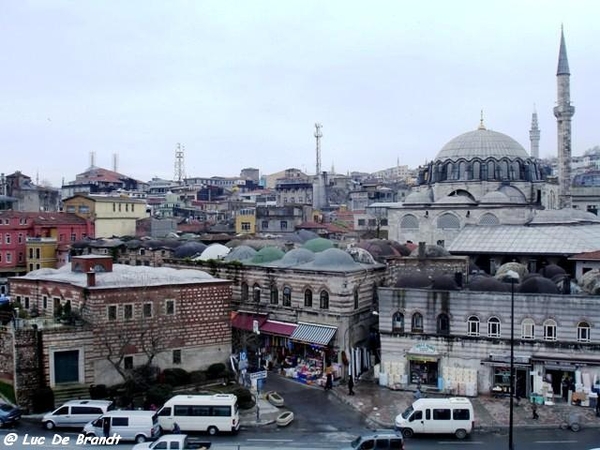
left=25, top=237, right=57, bottom=271
left=63, top=195, right=147, bottom=238
left=235, top=207, right=256, bottom=235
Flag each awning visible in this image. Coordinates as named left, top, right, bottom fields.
left=231, top=312, right=267, bottom=331
left=407, top=354, right=439, bottom=362
left=260, top=320, right=297, bottom=337
left=290, top=322, right=337, bottom=346
left=481, top=359, right=531, bottom=369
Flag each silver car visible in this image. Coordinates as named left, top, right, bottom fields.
left=42, top=399, right=114, bottom=430
left=0, top=403, right=21, bottom=428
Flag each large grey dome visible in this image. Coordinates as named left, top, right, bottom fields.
left=435, top=127, right=528, bottom=162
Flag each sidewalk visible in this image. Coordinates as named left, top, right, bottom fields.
left=240, top=374, right=600, bottom=432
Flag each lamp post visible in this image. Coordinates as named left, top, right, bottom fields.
left=343, top=326, right=352, bottom=381
left=506, top=270, right=519, bottom=450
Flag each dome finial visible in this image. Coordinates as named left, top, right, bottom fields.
left=478, top=110, right=486, bottom=130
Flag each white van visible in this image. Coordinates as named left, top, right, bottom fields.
left=394, top=397, right=474, bottom=439
left=157, top=394, right=239, bottom=435
left=42, top=399, right=114, bottom=430
left=83, top=410, right=161, bottom=443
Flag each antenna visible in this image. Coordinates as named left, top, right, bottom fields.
left=174, top=143, right=186, bottom=184
left=314, top=123, right=323, bottom=175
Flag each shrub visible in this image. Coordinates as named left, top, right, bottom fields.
left=231, top=386, right=254, bottom=409
left=89, top=384, right=108, bottom=399
left=207, top=363, right=226, bottom=380
left=145, top=384, right=173, bottom=408
left=31, top=386, right=54, bottom=413
left=189, top=370, right=207, bottom=385
left=162, top=368, right=191, bottom=386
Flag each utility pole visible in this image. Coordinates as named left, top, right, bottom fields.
left=314, top=123, right=322, bottom=175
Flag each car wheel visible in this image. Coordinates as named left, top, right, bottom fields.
left=455, top=428, right=467, bottom=439
left=135, top=435, right=147, bottom=444
left=570, top=422, right=581, bottom=432
left=401, top=428, right=413, bottom=438
left=44, top=421, right=55, bottom=431
left=207, top=426, right=218, bottom=436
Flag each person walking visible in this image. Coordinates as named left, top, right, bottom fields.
left=172, top=422, right=181, bottom=434
left=348, top=376, right=355, bottom=396
left=531, top=402, right=539, bottom=420
left=324, top=362, right=333, bottom=391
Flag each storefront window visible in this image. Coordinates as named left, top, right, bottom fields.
left=487, top=317, right=501, bottom=337
left=467, top=316, right=480, bottom=336
left=577, top=321, right=591, bottom=342
left=544, top=319, right=557, bottom=341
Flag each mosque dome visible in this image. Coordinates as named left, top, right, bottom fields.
left=223, top=245, right=257, bottom=262
left=174, top=241, right=207, bottom=259
left=404, top=189, right=433, bottom=204
left=302, top=238, right=335, bottom=253
left=196, top=243, right=230, bottom=261
left=312, top=248, right=357, bottom=268
left=250, top=246, right=285, bottom=264
left=435, top=126, right=529, bottom=162
left=277, top=248, right=316, bottom=266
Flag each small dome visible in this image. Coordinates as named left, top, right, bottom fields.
left=302, top=238, right=335, bottom=253
left=539, top=264, right=566, bottom=279
left=224, top=245, right=257, bottom=262
left=468, top=275, right=509, bottom=292
left=404, top=189, right=433, bottom=204
left=498, top=185, right=527, bottom=204
left=519, top=277, right=559, bottom=294
left=495, top=262, right=528, bottom=281
left=197, top=243, right=230, bottom=261
left=173, top=241, right=207, bottom=259
left=250, top=246, right=285, bottom=264
left=296, top=229, right=319, bottom=242
left=388, top=241, right=412, bottom=256
left=278, top=248, right=315, bottom=266
left=580, top=269, right=600, bottom=295
left=435, top=195, right=477, bottom=205
left=346, top=247, right=377, bottom=264
left=312, top=248, right=356, bottom=268
left=125, top=239, right=143, bottom=249
left=356, top=239, right=401, bottom=261
left=395, top=273, right=432, bottom=289
left=409, top=245, right=451, bottom=258
left=431, top=274, right=459, bottom=290
left=435, top=127, right=529, bottom=162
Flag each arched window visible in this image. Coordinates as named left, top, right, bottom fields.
left=253, top=283, right=261, bottom=303
left=488, top=317, right=501, bottom=337
left=479, top=213, right=500, bottom=226
left=282, top=287, right=291, bottom=307
left=270, top=286, right=279, bottom=305
left=319, top=291, right=329, bottom=309
left=437, top=213, right=460, bottom=229
left=354, top=289, right=359, bottom=310
left=304, top=289, right=313, bottom=307
left=521, top=318, right=535, bottom=339
left=577, top=321, right=591, bottom=342
left=241, top=282, right=249, bottom=301
left=411, top=312, right=423, bottom=332
left=400, top=214, right=419, bottom=230
left=437, top=313, right=450, bottom=335
left=543, top=319, right=557, bottom=341
left=467, top=315, right=480, bottom=336
left=392, top=312, right=404, bottom=333
left=473, top=161, right=481, bottom=179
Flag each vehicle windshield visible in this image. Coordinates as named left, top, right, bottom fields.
left=0, top=404, right=15, bottom=412
left=350, top=436, right=362, bottom=448
left=401, top=405, right=414, bottom=419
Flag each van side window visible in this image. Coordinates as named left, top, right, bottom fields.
left=433, top=408, right=451, bottom=420
left=453, top=408, right=470, bottom=420
left=174, top=406, right=189, bottom=416
left=375, top=439, right=389, bottom=449
left=390, top=439, right=403, bottom=449
left=212, top=406, right=231, bottom=416
left=72, top=406, right=102, bottom=414
left=158, top=407, right=171, bottom=416
left=425, top=409, right=431, bottom=420
left=111, top=417, right=128, bottom=426
left=360, top=440, right=375, bottom=450
left=171, top=443, right=180, bottom=450
left=55, top=406, right=69, bottom=415
left=409, top=410, right=422, bottom=422
left=154, top=442, right=168, bottom=449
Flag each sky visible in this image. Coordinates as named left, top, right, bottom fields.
left=1, top=1, right=599, bottom=187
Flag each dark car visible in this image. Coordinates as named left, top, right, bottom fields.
left=0, top=403, right=21, bottom=428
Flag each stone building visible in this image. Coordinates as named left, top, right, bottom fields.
left=5, top=255, right=232, bottom=409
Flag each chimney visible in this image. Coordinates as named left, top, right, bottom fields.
left=86, top=269, right=96, bottom=287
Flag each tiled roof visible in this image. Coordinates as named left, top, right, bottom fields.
left=569, top=250, right=600, bottom=261
left=0, top=211, right=87, bottom=225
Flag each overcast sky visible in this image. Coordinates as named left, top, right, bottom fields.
left=1, top=1, right=598, bottom=187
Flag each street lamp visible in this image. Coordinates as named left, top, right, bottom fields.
left=506, top=270, right=519, bottom=450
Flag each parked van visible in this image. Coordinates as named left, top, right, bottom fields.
left=83, top=410, right=161, bottom=443
left=394, top=397, right=474, bottom=439
left=157, top=394, right=239, bottom=435
left=42, top=399, right=114, bottom=430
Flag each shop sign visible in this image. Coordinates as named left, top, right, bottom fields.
left=409, top=343, right=438, bottom=355
left=250, top=370, right=268, bottom=380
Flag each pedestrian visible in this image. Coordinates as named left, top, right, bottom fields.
left=172, top=422, right=181, bottom=434
left=102, top=417, right=110, bottom=437
left=414, top=384, right=422, bottom=400
left=595, top=398, right=600, bottom=417
left=324, top=362, right=333, bottom=391
left=348, top=376, right=355, bottom=396
left=531, top=402, right=539, bottom=420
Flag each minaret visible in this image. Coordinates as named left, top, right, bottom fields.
left=553, top=26, right=575, bottom=209
left=529, top=105, right=540, bottom=158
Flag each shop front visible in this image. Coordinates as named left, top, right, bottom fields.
left=258, top=319, right=297, bottom=370
left=406, top=343, right=440, bottom=386
left=481, top=354, right=531, bottom=398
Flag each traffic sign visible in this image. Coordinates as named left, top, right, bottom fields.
left=240, top=351, right=247, bottom=361
left=249, top=370, right=268, bottom=380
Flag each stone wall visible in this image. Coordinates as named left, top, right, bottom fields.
left=13, top=328, right=42, bottom=411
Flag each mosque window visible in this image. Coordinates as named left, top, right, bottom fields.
left=304, top=289, right=313, bottom=307
left=521, top=318, right=535, bottom=339
left=411, top=313, right=423, bottom=332
left=437, top=313, right=450, bottom=335
left=543, top=319, right=557, bottom=341
left=467, top=316, right=480, bottom=336
left=270, top=286, right=279, bottom=305
left=437, top=213, right=460, bottom=229
left=487, top=317, right=501, bottom=337
left=283, top=287, right=292, bottom=307
left=577, top=322, right=591, bottom=343
left=478, top=213, right=500, bottom=226
left=319, top=290, right=329, bottom=309
left=241, top=282, right=249, bottom=301
left=473, top=161, right=481, bottom=179
left=253, top=284, right=261, bottom=303
left=353, top=289, right=359, bottom=309
left=400, top=215, right=419, bottom=230
left=392, top=312, right=404, bottom=333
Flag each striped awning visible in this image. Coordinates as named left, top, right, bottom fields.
left=290, top=322, right=337, bottom=346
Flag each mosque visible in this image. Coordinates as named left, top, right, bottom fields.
left=379, top=29, right=600, bottom=274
